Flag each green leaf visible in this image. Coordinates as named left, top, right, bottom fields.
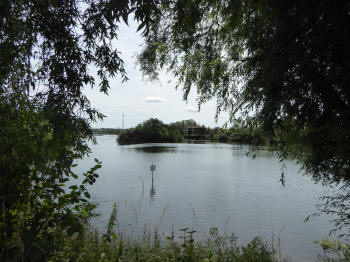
left=84, top=192, right=91, bottom=199
left=122, top=12, right=128, bottom=25
left=137, top=21, right=146, bottom=32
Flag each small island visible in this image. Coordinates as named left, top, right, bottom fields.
left=116, top=118, right=268, bottom=145
left=117, top=118, right=184, bottom=145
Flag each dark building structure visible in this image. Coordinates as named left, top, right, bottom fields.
left=183, top=126, right=206, bottom=140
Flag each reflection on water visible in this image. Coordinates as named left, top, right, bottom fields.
left=150, top=184, right=156, bottom=201
left=185, top=140, right=210, bottom=144
left=133, top=146, right=177, bottom=153
left=75, top=135, right=336, bottom=262
left=151, top=165, right=156, bottom=201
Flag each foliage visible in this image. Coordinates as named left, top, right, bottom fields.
left=208, top=119, right=269, bottom=145
left=168, top=119, right=198, bottom=132
left=79, top=204, right=285, bottom=262
left=316, top=238, right=350, bottom=262
left=137, top=0, right=350, bottom=182
left=136, top=0, right=350, bottom=234
left=0, top=95, right=102, bottom=261
left=306, top=183, right=350, bottom=239
left=48, top=223, right=286, bottom=262
left=117, top=118, right=184, bottom=145
left=118, top=117, right=269, bottom=146
left=104, top=202, right=118, bottom=242
left=2, top=0, right=349, bottom=259
left=0, top=0, right=157, bottom=260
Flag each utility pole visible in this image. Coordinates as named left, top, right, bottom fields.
left=122, top=113, right=124, bottom=129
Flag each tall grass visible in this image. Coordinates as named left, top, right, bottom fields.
left=48, top=203, right=290, bottom=262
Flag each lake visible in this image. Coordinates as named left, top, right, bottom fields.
left=75, top=135, right=335, bottom=261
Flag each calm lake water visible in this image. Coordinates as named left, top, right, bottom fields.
left=75, top=135, right=336, bottom=261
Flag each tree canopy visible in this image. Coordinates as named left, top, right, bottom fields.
left=117, top=118, right=184, bottom=145
left=2, top=0, right=350, bottom=256
left=137, top=0, right=350, bottom=185
left=0, top=0, right=155, bottom=259
left=135, top=0, right=350, bottom=234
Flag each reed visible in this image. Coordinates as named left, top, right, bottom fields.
left=48, top=203, right=290, bottom=262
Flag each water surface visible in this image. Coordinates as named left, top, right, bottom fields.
left=75, top=135, right=335, bottom=261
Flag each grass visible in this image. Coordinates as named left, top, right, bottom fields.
left=48, top=204, right=289, bottom=262
left=48, top=227, right=288, bottom=262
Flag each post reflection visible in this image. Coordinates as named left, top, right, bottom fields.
left=150, top=183, right=155, bottom=201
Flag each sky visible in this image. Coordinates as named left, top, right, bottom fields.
left=84, top=19, right=230, bottom=129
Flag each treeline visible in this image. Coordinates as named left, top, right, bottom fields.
left=117, top=118, right=270, bottom=146
left=208, top=126, right=269, bottom=145
left=92, top=128, right=122, bottom=135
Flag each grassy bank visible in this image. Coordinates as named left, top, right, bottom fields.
left=48, top=204, right=288, bottom=262
left=48, top=204, right=350, bottom=262
left=49, top=228, right=286, bottom=262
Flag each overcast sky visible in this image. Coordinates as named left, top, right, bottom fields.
left=84, top=20, right=229, bottom=128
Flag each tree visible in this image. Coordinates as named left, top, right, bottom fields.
left=117, top=118, right=184, bottom=145
left=168, top=119, right=197, bottom=131
left=0, top=0, right=157, bottom=260
left=136, top=0, right=350, bottom=233
left=138, top=0, right=350, bottom=181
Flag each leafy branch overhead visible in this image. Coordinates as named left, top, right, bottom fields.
left=136, top=0, right=350, bottom=187
left=2, top=0, right=350, bottom=259
left=0, top=0, right=154, bottom=260
left=134, top=0, right=350, bottom=236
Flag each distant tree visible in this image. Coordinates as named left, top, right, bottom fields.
left=117, top=118, right=184, bottom=145
left=168, top=119, right=198, bottom=132
left=93, top=128, right=122, bottom=135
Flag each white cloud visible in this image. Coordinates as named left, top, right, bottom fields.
left=145, top=96, right=166, bottom=103
left=185, top=106, right=198, bottom=113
